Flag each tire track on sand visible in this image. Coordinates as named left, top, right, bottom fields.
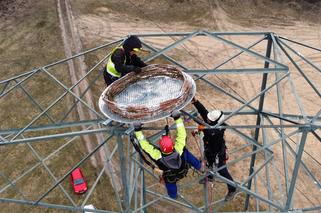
left=56, top=0, right=121, bottom=192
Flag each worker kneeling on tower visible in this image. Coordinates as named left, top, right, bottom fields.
left=133, top=110, right=201, bottom=199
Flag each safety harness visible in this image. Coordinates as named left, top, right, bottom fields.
left=130, top=134, right=156, bottom=170
left=160, top=151, right=189, bottom=183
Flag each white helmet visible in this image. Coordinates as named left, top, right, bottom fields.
left=207, top=110, right=224, bottom=124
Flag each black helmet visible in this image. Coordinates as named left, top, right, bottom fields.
left=123, top=35, right=142, bottom=53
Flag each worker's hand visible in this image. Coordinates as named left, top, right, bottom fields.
left=171, top=110, right=181, bottom=120
left=133, top=122, right=143, bottom=131
left=133, top=67, right=142, bottom=74
left=191, top=97, right=197, bottom=103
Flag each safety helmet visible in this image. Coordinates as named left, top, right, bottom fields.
left=123, top=35, right=142, bottom=52
left=159, top=135, right=174, bottom=154
left=207, top=110, right=224, bottom=124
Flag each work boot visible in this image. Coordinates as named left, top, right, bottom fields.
left=224, top=188, right=239, bottom=201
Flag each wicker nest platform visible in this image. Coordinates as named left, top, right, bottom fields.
left=98, top=64, right=196, bottom=123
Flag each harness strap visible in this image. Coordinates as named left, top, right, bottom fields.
left=130, top=135, right=155, bottom=170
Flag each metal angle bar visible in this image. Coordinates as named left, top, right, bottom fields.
left=245, top=36, right=272, bottom=210
left=8, top=47, right=111, bottom=141
left=25, top=142, right=76, bottom=206
left=131, top=158, right=158, bottom=180
left=0, top=162, right=41, bottom=194
left=0, top=119, right=103, bottom=135
left=0, top=198, right=117, bottom=213
left=311, top=109, right=321, bottom=123
left=14, top=79, right=56, bottom=124
left=0, top=81, right=9, bottom=96
left=254, top=173, right=260, bottom=211
left=140, top=40, right=190, bottom=70
left=59, top=45, right=113, bottom=122
left=204, top=31, right=288, bottom=69
left=59, top=68, right=102, bottom=122
left=279, top=39, right=321, bottom=74
left=261, top=117, right=273, bottom=211
left=229, top=143, right=252, bottom=155
left=213, top=173, right=283, bottom=210
left=311, top=130, right=321, bottom=143
left=145, top=190, right=194, bottom=209
left=284, top=130, right=309, bottom=211
left=214, top=72, right=289, bottom=129
left=277, top=39, right=321, bottom=98
left=208, top=36, right=266, bottom=70
left=144, top=30, right=200, bottom=63
left=285, top=69, right=309, bottom=123
left=81, top=165, right=106, bottom=207
left=0, top=69, right=40, bottom=98
left=177, top=194, right=202, bottom=213
left=0, top=68, right=39, bottom=84
left=195, top=36, right=266, bottom=80
left=133, top=196, right=163, bottom=213
left=34, top=135, right=113, bottom=204
left=7, top=90, right=86, bottom=142
left=223, top=110, right=317, bottom=124
left=0, top=171, right=26, bottom=199
left=240, top=155, right=273, bottom=187
left=270, top=157, right=286, bottom=206
left=43, top=39, right=122, bottom=69
left=0, top=38, right=120, bottom=86
left=2, top=128, right=109, bottom=145
left=201, top=124, right=314, bottom=129
left=272, top=34, right=290, bottom=193
left=103, top=143, right=123, bottom=212
left=42, top=67, right=103, bottom=119
left=301, top=205, right=321, bottom=212
left=134, top=31, right=270, bottom=37
left=185, top=67, right=287, bottom=75
left=117, top=135, right=130, bottom=212
left=255, top=169, right=281, bottom=210
left=0, top=124, right=94, bottom=194
left=266, top=115, right=321, bottom=190
left=129, top=153, right=141, bottom=202
left=279, top=36, right=321, bottom=52
left=140, top=158, right=147, bottom=213
left=283, top=140, right=321, bottom=190
left=129, top=162, right=141, bottom=205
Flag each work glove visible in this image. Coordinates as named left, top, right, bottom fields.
left=191, top=97, right=197, bottom=104
left=133, top=67, right=142, bottom=74
left=133, top=122, right=142, bottom=131
left=198, top=124, right=205, bottom=131
left=171, top=110, right=181, bottom=120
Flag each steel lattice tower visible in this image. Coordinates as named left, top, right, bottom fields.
left=0, top=31, right=320, bottom=212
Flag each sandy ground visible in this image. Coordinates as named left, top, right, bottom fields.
left=69, top=0, right=321, bottom=210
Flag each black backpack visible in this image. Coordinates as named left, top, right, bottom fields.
left=160, top=151, right=189, bottom=183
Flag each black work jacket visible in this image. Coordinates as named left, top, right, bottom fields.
left=193, top=101, right=226, bottom=154
left=111, top=48, right=147, bottom=76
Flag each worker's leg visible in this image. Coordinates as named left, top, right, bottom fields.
left=218, top=158, right=236, bottom=193
left=165, top=182, right=177, bottom=199
left=183, top=148, right=201, bottom=170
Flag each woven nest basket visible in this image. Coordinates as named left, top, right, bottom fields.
left=99, top=64, right=196, bottom=123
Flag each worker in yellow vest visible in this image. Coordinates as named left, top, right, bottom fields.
left=103, top=35, right=147, bottom=85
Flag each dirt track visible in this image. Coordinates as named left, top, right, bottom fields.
left=56, top=0, right=121, bottom=191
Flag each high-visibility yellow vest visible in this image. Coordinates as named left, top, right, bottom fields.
left=106, top=46, right=124, bottom=77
